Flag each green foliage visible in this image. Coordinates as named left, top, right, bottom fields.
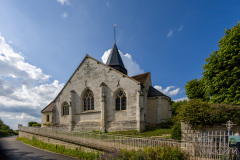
left=101, top=146, right=188, bottom=160
left=171, top=100, right=188, bottom=117
left=202, top=22, right=240, bottom=105
left=43, top=122, right=52, bottom=127
left=32, top=123, right=41, bottom=127
left=185, top=78, right=208, bottom=101
left=0, top=119, right=13, bottom=137
left=28, top=121, right=41, bottom=127
left=175, top=99, right=212, bottom=129
left=18, top=137, right=100, bottom=160
left=171, top=123, right=182, bottom=140
left=175, top=99, right=240, bottom=129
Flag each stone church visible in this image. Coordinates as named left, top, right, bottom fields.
left=41, top=42, right=172, bottom=132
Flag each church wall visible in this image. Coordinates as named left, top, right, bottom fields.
left=54, top=57, right=141, bottom=132
left=41, top=112, right=52, bottom=127
left=146, top=97, right=158, bottom=126
left=160, top=97, right=171, bottom=122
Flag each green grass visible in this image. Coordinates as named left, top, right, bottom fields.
left=108, top=127, right=171, bottom=138
left=18, top=137, right=101, bottom=160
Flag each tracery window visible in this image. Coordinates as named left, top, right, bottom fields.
left=62, top=102, right=69, bottom=115
left=116, top=90, right=127, bottom=111
left=84, top=89, right=94, bottom=111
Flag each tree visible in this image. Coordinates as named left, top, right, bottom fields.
left=0, top=119, right=13, bottom=137
left=203, top=22, right=240, bottom=105
left=185, top=78, right=208, bottom=101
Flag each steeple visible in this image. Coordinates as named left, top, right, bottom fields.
left=106, top=25, right=128, bottom=75
left=106, top=42, right=128, bottom=75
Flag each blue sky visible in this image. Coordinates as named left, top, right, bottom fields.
left=0, top=0, right=240, bottom=129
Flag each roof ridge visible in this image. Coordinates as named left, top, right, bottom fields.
left=131, top=72, right=150, bottom=78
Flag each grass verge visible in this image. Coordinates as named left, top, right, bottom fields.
left=108, top=127, right=171, bottom=138
left=17, top=137, right=100, bottom=160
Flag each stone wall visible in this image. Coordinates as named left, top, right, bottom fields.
left=19, top=131, right=98, bottom=152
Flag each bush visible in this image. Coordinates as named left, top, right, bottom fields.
left=175, top=99, right=240, bottom=129
left=171, top=123, right=182, bottom=140
left=32, top=123, right=41, bottom=127
left=28, top=121, right=41, bottom=127
left=43, top=123, right=52, bottom=127
left=101, top=146, right=188, bottom=160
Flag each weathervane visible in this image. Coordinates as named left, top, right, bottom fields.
left=114, top=24, right=116, bottom=43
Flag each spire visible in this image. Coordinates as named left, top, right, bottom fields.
left=106, top=25, right=128, bottom=75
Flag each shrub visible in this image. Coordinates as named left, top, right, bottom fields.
left=32, top=123, right=41, bottom=127
left=175, top=99, right=212, bottom=129
left=175, top=99, right=240, bottom=129
left=43, top=123, right=52, bottom=127
left=101, top=146, right=188, bottom=160
left=28, top=121, right=41, bottom=127
left=171, top=123, right=182, bottom=140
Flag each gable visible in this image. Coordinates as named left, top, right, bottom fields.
left=41, top=102, right=55, bottom=113
left=43, top=54, right=141, bottom=109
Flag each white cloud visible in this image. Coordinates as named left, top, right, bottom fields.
left=167, top=29, right=174, bottom=38
left=106, top=2, right=110, bottom=7
left=57, top=0, right=70, bottom=5
left=101, top=49, right=144, bottom=76
left=178, top=25, right=184, bottom=31
left=0, top=35, right=64, bottom=130
left=0, top=36, right=50, bottom=81
left=154, top=85, right=180, bottom=96
left=61, top=12, right=68, bottom=18
left=173, top=97, right=188, bottom=102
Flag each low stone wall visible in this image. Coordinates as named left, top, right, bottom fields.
left=19, top=131, right=98, bottom=152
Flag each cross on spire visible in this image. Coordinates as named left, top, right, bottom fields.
left=114, top=24, right=117, bottom=43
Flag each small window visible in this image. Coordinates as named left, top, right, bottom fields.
left=62, top=102, right=69, bottom=115
left=83, top=89, right=94, bottom=111
left=46, top=115, right=49, bottom=122
left=116, top=90, right=127, bottom=111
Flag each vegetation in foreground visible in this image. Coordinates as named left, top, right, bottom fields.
left=101, top=146, right=188, bottom=160
left=18, top=136, right=188, bottom=160
left=18, top=137, right=101, bottom=160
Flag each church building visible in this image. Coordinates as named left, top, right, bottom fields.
left=41, top=42, right=172, bottom=132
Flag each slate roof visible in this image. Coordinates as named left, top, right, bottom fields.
left=106, top=42, right=128, bottom=75
left=131, top=72, right=150, bottom=85
left=41, top=102, right=55, bottom=113
left=147, top=86, right=168, bottom=97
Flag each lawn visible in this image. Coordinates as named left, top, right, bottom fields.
left=108, top=127, right=171, bottom=138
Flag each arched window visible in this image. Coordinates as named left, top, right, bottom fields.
left=116, top=90, right=127, bottom=111
left=83, top=89, right=94, bottom=111
left=62, top=102, right=69, bottom=115
left=46, top=115, right=49, bottom=122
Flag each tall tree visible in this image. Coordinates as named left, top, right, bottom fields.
left=185, top=78, right=208, bottom=101
left=203, top=23, right=240, bottom=104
